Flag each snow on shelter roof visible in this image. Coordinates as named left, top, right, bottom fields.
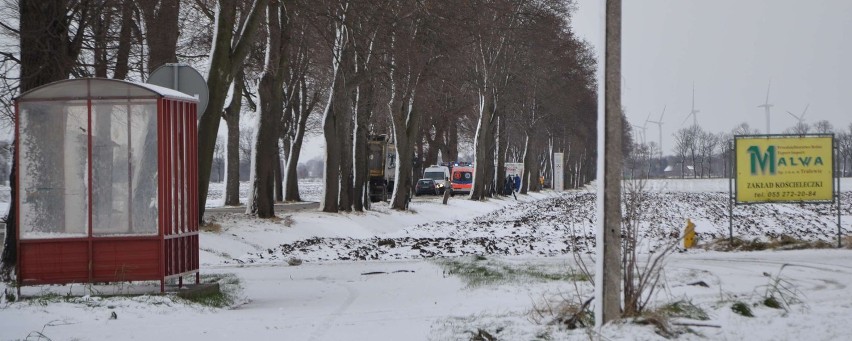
left=16, top=78, right=198, bottom=102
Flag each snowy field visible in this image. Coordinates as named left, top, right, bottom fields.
left=205, top=178, right=324, bottom=207
left=2, top=179, right=852, bottom=340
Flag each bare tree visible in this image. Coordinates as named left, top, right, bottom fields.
left=2, top=0, right=93, bottom=277
left=732, top=122, right=760, bottom=135
left=383, top=0, right=441, bottom=210
left=213, top=138, right=225, bottom=182
left=223, top=71, right=249, bottom=205
left=838, top=126, right=852, bottom=177
left=813, top=120, right=834, bottom=134
left=197, top=0, right=269, bottom=222
left=673, top=127, right=693, bottom=179
left=698, top=130, right=718, bottom=177
left=318, top=1, right=352, bottom=213
left=247, top=0, right=293, bottom=218
left=239, top=126, right=255, bottom=165
left=281, top=20, right=323, bottom=202
left=686, top=125, right=701, bottom=178
left=460, top=0, right=521, bottom=200
left=281, top=23, right=323, bottom=202
left=136, top=0, right=180, bottom=73
left=787, top=121, right=810, bottom=135
left=350, top=16, right=379, bottom=211
left=716, top=133, right=732, bottom=178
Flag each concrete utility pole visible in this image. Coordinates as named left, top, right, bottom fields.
left=595, top=0, right=622, bottom=328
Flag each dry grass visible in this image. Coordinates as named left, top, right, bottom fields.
left=269, top=215, right=294, bottom=227
left=705, top=235, right=834, bottom=252
left=844, top=235, right=852, bottom=249
left=201, top=222, right=223, bottom=233
left=529, top=293, right=594, bottom=330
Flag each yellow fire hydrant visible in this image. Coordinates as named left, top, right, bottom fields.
left=684, top=219, right=696, bottom=249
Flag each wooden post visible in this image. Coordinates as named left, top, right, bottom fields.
left=595, top=0, right=623, bottom=328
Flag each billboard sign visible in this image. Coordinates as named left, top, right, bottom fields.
left=735, top=135, right=833, bottom=203
left=505, top=162, right=524, bottom=177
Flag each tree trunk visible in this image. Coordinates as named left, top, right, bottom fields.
left=390, top=129, right=414, bottom=210
left=274, top=150, right=283, bottom=202
left=424, top=123, right=442, bottom=166
left=530, top=153, right=542, bottom=192
left=448, top=123, right=459, bottom=161
left=470, top=91, right=495, bottom=200
left=284, top=130, right=305, bottom=202
left=91, top=4, right=111, bottom=78
left=521, top=134, right=531, bottom=194
left=113, top=0, right=133, bottom=79
left=246, top=74, right=282, bottom=217
left=138, top=0, right=180, bottom=72
left=321, top=91, right=341, bottom=212
left=0, top=161, right=15, bottom=278
left=495, top=117, right=507, bottom=195
left=223, top=72, right=245, bottom=206
left=19, top=0, right=84, bottom=92
left=319, top=20, right=350, bottom=213
left=197, top=0, right=268, bottom=223
left=415, top=132, right=425, bottom=183
left=6, top=0, right=88, bottom=274
left=389, top=94, right=421, bottom=210
left=247, top=0, right=289, bottom=218
left=353, top=82, right=373, bottom=211
left=284, top=77, right=316, bottom=202
left=484, top=112, right=499, bottom=196
left=337, top=76, right=354, bottom=212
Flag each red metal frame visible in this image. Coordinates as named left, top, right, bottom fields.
left=15, top=79, right=199, bottom=293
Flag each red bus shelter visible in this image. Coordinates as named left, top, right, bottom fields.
left=15, top=78, right=199, bottom=292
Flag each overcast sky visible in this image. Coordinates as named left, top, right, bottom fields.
left=571, top=0, right=852, bottom=155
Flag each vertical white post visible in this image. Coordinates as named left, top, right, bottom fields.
left=553, top=152, right=564, bottom=191
left=595, top=0, right=622, bottom=328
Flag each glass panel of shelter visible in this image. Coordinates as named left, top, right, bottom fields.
left=19, top=100, right=89, bottom=239
left=19, top=97, right=159, bottom=239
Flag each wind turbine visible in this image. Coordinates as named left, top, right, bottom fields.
left=786, top=103, right=809, bottom=124
left=758, top=81, right=774, bottom=134
left=647, top=105, right=666, bottom=158
left=633, top=112, right=651, bottom=144
left=682, top=84, right=699, bottom=126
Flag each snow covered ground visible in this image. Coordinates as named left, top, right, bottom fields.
left=2, top=179, right=852, bottom=340
left=205, top=178, right=324, bottom=207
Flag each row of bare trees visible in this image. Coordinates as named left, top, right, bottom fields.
left=188, top=0, right=599, bottom=213
left=0, top=0, right=598, bottom=272
left=626, top=121, right=852, bottom=179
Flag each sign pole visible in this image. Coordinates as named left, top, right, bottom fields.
left=729, top=140, right=734, bottom=243
left=837, top=137, right=842, bottom=248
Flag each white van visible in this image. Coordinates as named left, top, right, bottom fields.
left=423, top=165, right=451, bottom=194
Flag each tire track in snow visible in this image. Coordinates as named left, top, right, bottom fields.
left=307, top=281, right=359, bottom=341
left=670, top=257, right=851, bottom=298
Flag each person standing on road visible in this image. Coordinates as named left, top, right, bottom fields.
left=442, top=177, right=451, bottom=204
left=505, top=175, right=517, bottom=200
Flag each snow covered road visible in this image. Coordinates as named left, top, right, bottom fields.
left=4, top=179, right=852, bottom=340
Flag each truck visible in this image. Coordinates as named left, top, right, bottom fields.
left=367, top=135, right=396, bottom=202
